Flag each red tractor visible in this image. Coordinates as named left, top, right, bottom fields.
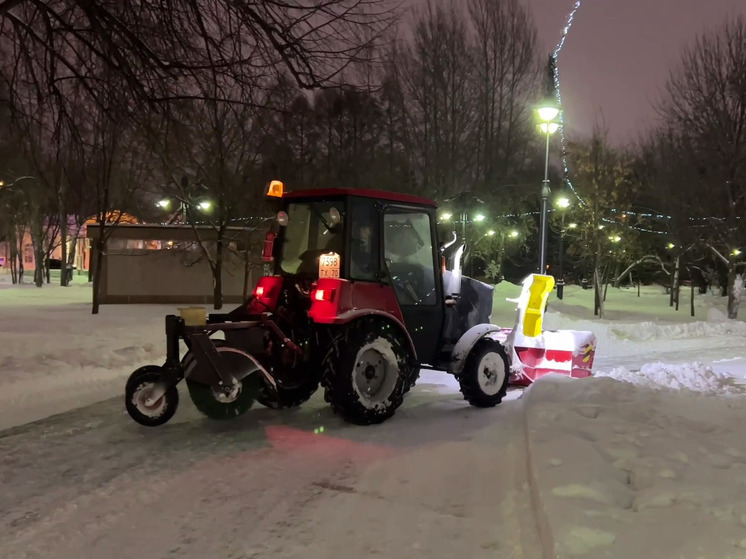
left=124, top=181, right=596, bottom=427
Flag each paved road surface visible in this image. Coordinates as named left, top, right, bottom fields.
left=0, top=379, right=542, bottom=559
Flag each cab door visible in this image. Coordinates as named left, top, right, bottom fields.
left=381, top=206, right=444, bottom=366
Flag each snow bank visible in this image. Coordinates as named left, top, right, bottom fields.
left=524, top=374, right=746, bottom=558
left=609, top=319, right=746, bottom=341
left=0, top=284, right=177, bottom=431
left=596, top=362, right=746, bottom=396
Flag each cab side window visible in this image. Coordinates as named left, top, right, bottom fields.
left=383, top=211, right=437, bottom=305
left=349, top=200, right=380, bottom=281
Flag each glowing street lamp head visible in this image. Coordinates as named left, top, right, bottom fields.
left=198, top=200, right=212, bottom=211
left=556, top=196, right=570, bottom=209
left=487, top=230, right=496, bottom=236
left=440, top=212, right=453, bottom=221
left=568, top=223, right=578, bottom=229
left=537, top=106, right=560, bottom=122
left=157, top=199, right=171, bottom=209
left=509, top=230, right=519, bottom=238
left=474, top=214, right=485, bottom=222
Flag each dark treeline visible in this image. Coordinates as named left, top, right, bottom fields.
left=0, top=1, right=744, bottom=317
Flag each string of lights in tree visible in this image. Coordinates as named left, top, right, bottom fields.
left=552, top=0, right=584, bottom=204
left=547, top=2, right=675, bottom=237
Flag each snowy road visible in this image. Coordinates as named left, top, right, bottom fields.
left=0, top=379, right=543, bottom=559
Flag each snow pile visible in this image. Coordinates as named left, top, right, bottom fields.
left=0, top=285, right=174, bottom=431
left=524, top=374, right=746, bottom=558
left=595, top=362, right=746, bottom=396
left=610, top=319, right=746, bottom=341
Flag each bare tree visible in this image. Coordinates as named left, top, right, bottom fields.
left=1, top=0, right=401, bottom=109
left=566, top=124, right=637, bottom=317
left=148, top=88, right=268, bottom=309
left=400, top=0, right=478, bottom=199
left=467, top=0, right=539, bottom=190
left=657, top=15, right=746, bottom=319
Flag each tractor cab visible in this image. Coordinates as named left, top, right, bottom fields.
left=260, top=181, right=455, bottom=366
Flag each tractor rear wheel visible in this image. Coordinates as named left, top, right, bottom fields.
left=184, top=346, right=263, bottom=420
left=321, top=318, right=415, bottom=425
left=182, top=339, right=319, bottom=410
left=458, top=340, right=510, bottom=408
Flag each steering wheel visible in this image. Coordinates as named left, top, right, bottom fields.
left=391, top=272, right=420, bottom=305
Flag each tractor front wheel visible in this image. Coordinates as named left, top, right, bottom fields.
left=458, top=340, right=510, bottom=408
left=322, top=318, right=415, bottom=425
left=125, top=366, right=179, bottom=426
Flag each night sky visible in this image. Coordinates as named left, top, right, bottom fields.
left=524, top=0, right=746, bottom=145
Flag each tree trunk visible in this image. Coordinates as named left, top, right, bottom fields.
left=594, top=265, right=604, bottom=318
left=60, top=210, right=69, bottom=286
left=690, top=280, right=695, bottom=318
left=16, top=228, right=24, bottom=283
left=67, top=230, right=78, bottom=282
left=91, top=236, right=106, bottom=315
left=8, top=228, right=18, bottom=284
left=213, top=231, right=225, bottom=310
left=669, top=255, right=680, bottom=307
left=31, top=222, right=44, bottom=288
left=726, top=267, right=743, bottom=320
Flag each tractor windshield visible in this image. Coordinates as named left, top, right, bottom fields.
left=278, top=200, right=345, bottom=277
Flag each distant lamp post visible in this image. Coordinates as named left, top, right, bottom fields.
left=535, top=100, right=561, bottom=274
left=555, top=195, right=570, bottom=300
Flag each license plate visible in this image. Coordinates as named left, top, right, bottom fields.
left=319, top=252, right=340, bottom=278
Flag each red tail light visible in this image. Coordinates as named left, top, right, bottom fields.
left=312, top=288, right=336, bottom=302
left=308, top=278, right=344, bottom=322
left=247, top=276, right=283, bottom=312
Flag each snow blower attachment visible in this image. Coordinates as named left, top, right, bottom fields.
left=498, top=274, right=597, bottom=386
left=124, top=180, right=598, bottom=427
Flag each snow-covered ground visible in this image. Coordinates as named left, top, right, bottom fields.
left=1, top=276, right=746, bottom=558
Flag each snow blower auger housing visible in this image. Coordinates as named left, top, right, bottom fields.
left=125, top=180, right=598, bottom=427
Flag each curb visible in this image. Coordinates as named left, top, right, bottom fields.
left=522, top=383, right=556, bottom=559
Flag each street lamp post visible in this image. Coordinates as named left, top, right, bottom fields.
left=556, top=196, right=570, bottom=299
left=535, top=106, right=560, bottom=274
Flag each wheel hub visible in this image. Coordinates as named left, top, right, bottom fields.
left=213, top=381, right=241, bottom=403
left=476, top=353, right=506, bottom=396
left=132, top=382, right=167, bottom=417
left=355, top=348, right=386, bottom=396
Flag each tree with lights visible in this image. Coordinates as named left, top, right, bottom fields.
left=657, top=15, right=746, bottom=319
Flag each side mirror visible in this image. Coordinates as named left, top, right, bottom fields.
left=329, top=207, right=341, bottom=226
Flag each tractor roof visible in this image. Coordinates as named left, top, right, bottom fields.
left=283, top=187, right=437, bottom=208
